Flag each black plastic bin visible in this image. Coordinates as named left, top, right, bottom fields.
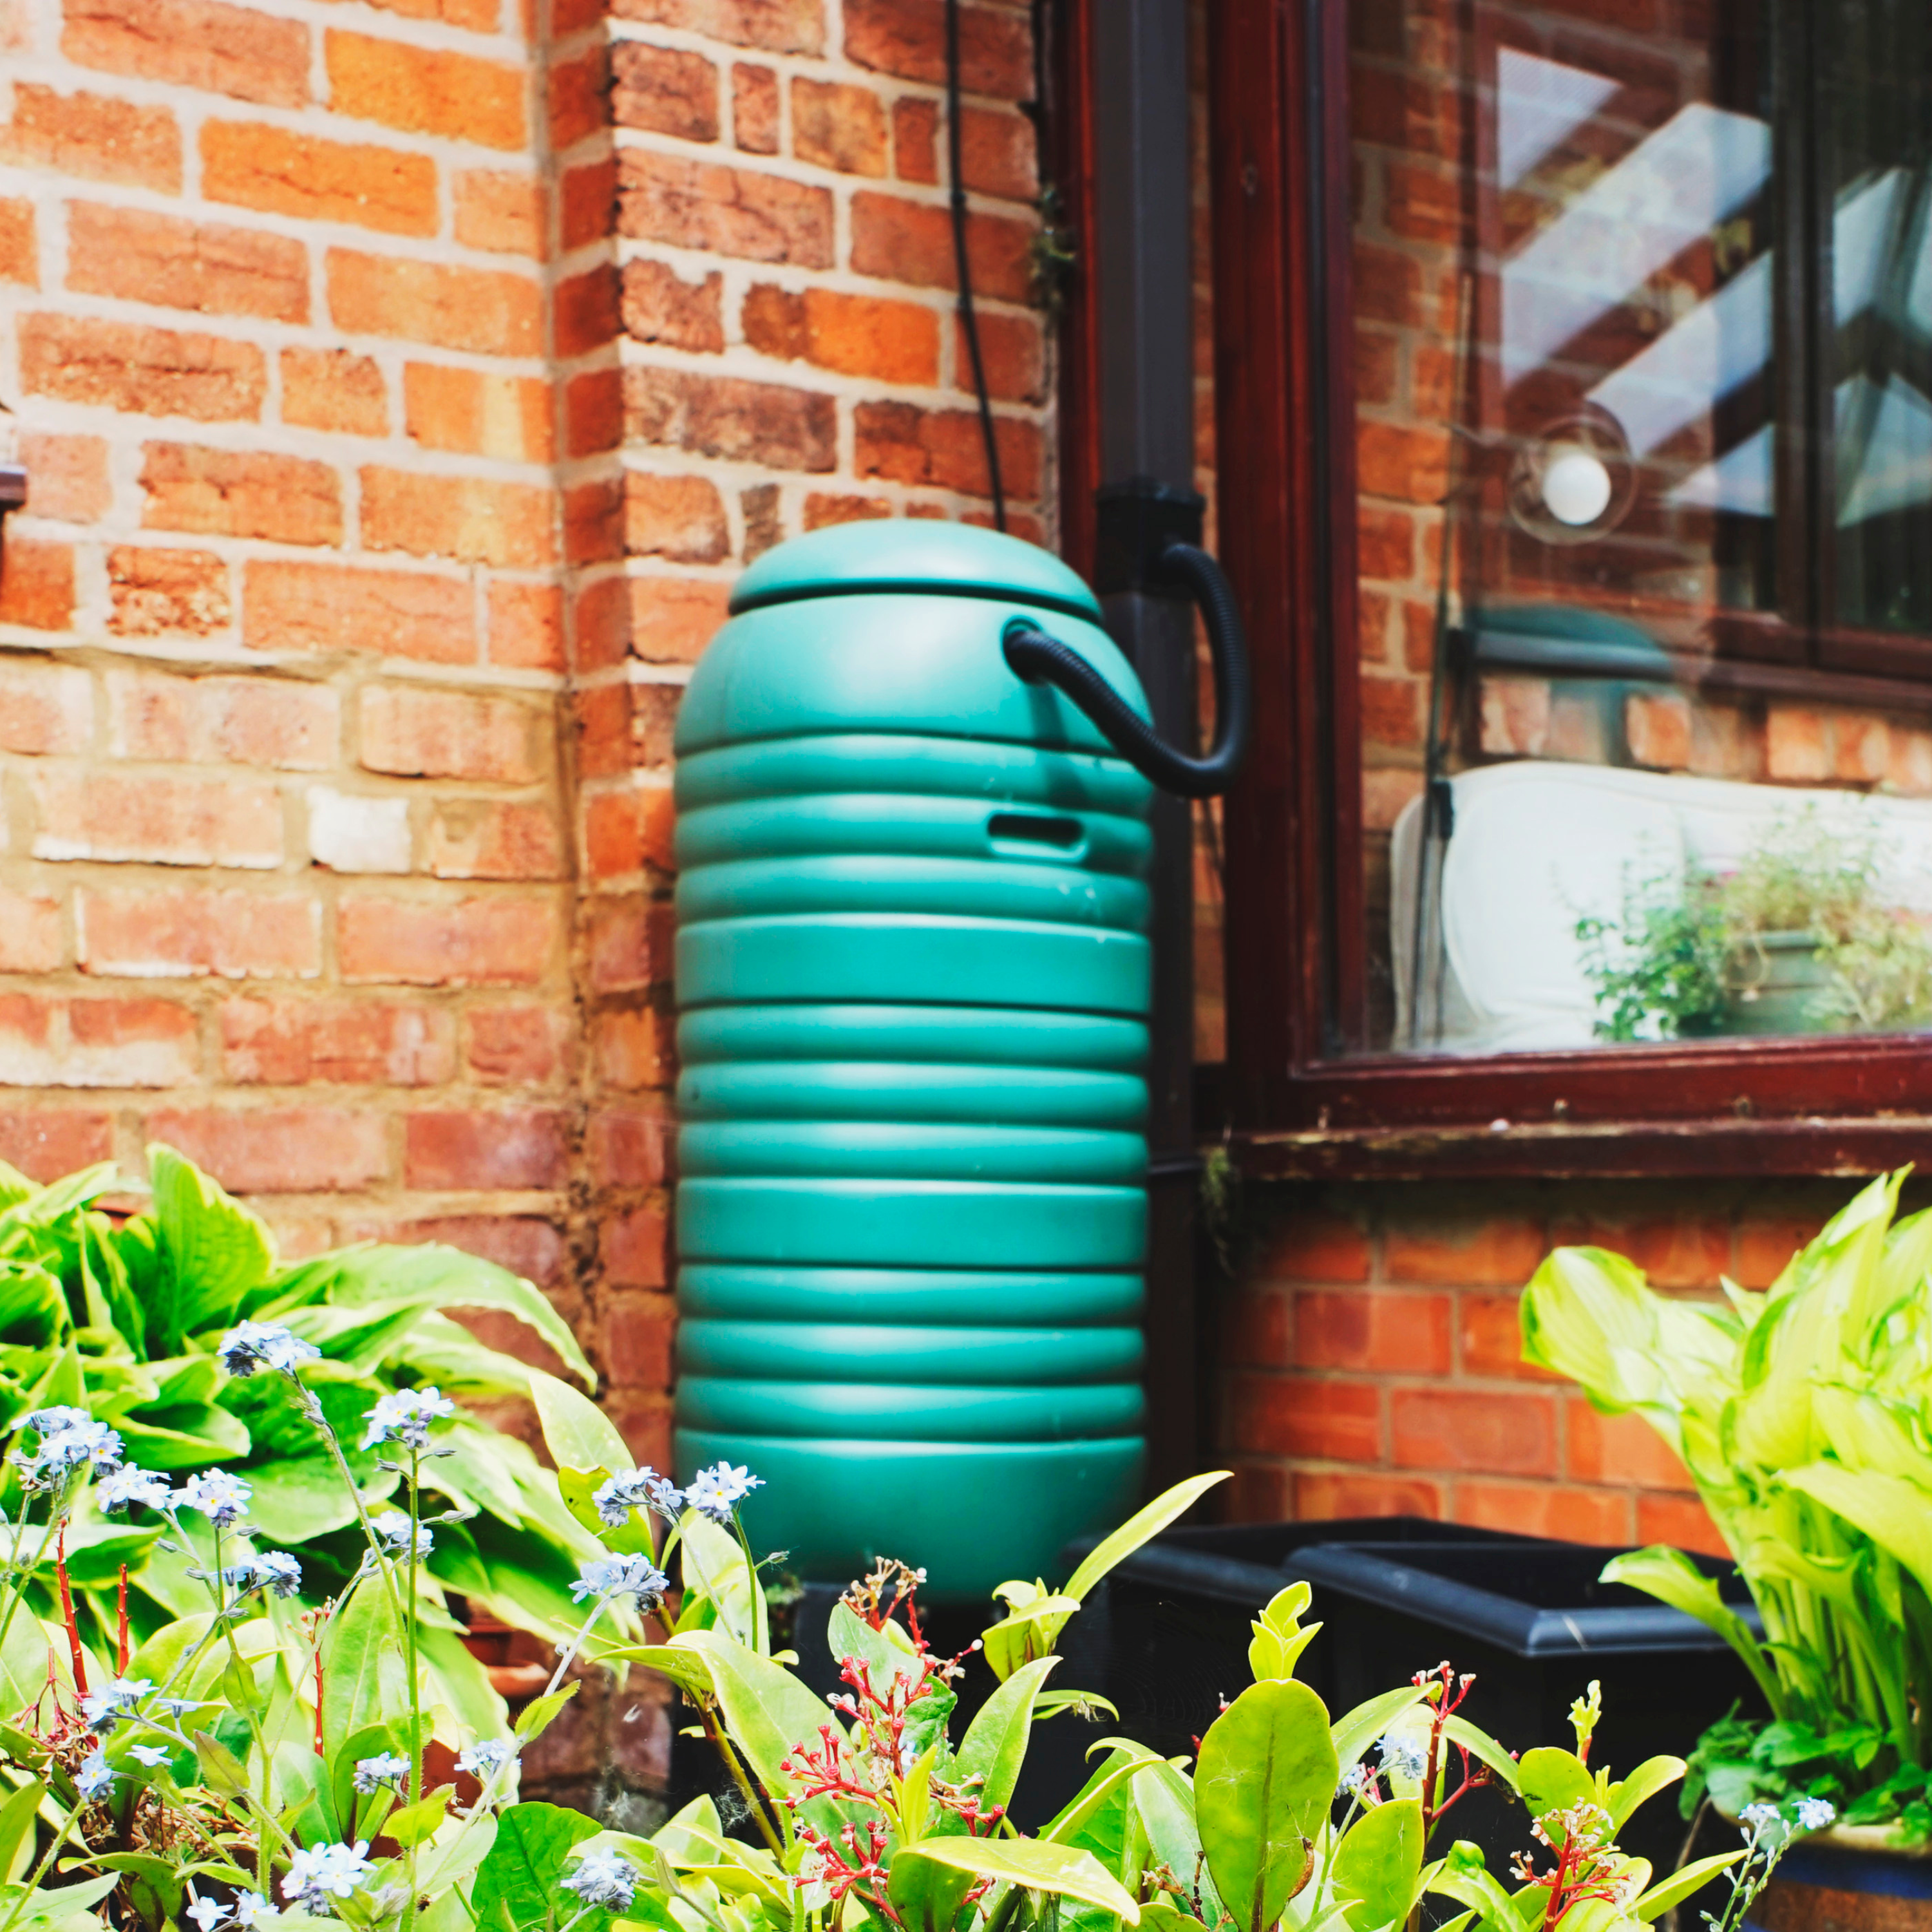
left=1058, top=1518, right=1767, bottom=1905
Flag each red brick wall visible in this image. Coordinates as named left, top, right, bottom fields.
left=0, top=0, right=578, bottom=1290
left=0, top=0, right=1051, bottom=1477
left=1215, top=1179, right=1864, bottom=1548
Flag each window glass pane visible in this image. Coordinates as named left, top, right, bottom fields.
left=1349, top=0, right=1932, bottom=1057
left=1829, top=3, right=1932, bottom=636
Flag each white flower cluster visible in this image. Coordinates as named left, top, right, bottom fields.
left=218, top=1323, right=321, bottom=1379
left=178, top=1471, right=251, bottom=1528
left=684, top=1462, right=761, bottom=1524
left=352, top=1753, right=411, bottom=1794
left=13, top=1407, right=122, bottom=1493
left=372, top=1512, right=431, bottom=1562
left=571, top=1553, right=670, bottom=1610
left=281, top=1841, right=376, bottom=1915
left=1376, top=1732, right=1428, bottom=1781
left=456, top=1739, right=516, bottom=1777
left=185, top=1890, right=271, bottom=1931
left=97, top=1465, right=174, bottom=1515
left=222, top=1551, right=303, bottom=1598
left=591, top=1466, right=684, bottom=1528
left=562, top=1850, right=639, bottom=1909
left=75, top=1749, right=117, bottom=1801
left=361, top=1387, right=456, bottom=1452
left=80, top=1676, right=153, bottom=1736
left=1741, top=1797, right=1835, bottom=1839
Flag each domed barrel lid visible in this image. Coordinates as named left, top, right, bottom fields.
left=679, top=522, right=1143, bottom=761
left=728, top=521, right=1103, bottom=622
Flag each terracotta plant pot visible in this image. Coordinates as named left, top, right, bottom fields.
left=459, top=1611, right=551, bottom=1704
left=1747, top=1832, right=1932, bottom=1930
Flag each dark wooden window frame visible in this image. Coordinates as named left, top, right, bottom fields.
left=1202, top=0, right=1932, bottom=1181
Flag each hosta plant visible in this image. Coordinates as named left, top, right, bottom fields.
left=0, top=1146, right=606, bottom=1667
left=1521, top=1169, right=1932, bottom=1839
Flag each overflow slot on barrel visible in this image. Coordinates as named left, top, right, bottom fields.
left=987, top=812, right=1087, bottom=859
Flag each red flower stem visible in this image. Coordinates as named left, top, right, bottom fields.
left=55, top=1526, right=86, bottom=1696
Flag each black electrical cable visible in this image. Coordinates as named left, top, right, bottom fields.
left=1002, top=542, right=1252, bottom=798
left=945, top=0, right=1006, bottom=532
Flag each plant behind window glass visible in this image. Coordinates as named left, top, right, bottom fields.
left=1576, top=808, right=1932, bottom=1038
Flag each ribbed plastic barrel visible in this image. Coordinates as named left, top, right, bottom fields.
left=672, top=522, right=1152, bottom=1600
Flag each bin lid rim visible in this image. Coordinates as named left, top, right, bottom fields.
left=729, top=522, right=1104, bottom=621
left=1293, top=1542, right=1762, bottom=1658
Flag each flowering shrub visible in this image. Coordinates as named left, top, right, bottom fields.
left=0, top=1326, right=1824, bottom=1932
left=1522, top=1169, right=1932, bottom=1838
left=0, top=1147, right=607, bottom=1675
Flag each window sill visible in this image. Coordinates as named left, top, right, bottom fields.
left=1220, top=1114, right=1932, bottom=1180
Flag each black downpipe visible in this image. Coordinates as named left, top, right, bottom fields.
left=945, top=0, right=1006, bottom=531
left=1002, top=543, right=1252, bottom=798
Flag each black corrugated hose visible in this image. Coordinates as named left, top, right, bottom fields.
left=1001, top=542, right=1253, bottom=798
left=945, top=0, right=1006, bottom=531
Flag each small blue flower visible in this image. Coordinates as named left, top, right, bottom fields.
left=80, top=1677, right=153, bottom=1736
left=75, top=1750, right=118, bottom=1801
left=178, top=1472, right=251, bottom=1528
left=571, top=1554, right=668, bottom=1610
left=562, top=1851, right=638, bottom=1910
left=352, top=1752, right=411, bottom=1795
left=218, top=1323, right=320, bottom=1379
left=683, top=1462, right=761, bottom=1524
left=372, top=1513, right=431, bottom=1562
left=361, top=1388, right=455, bottom=1452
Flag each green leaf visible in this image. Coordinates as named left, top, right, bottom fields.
left=1516, top=1748, right=1595, bottom=1832
left=955, top=1654, right=1059, bottom=1822
left=88, top=1852, right=182, bottom=1929
left=115, top=1403, right=252, bottom=1470
left=1781, top=1462, right=1932, bottom=1604
left=597, top=1642, right=712, bottom=1702
left=1195, top=1680, right=1336, bottom=1932
left=515, top=1683, right=581, bottom=1743
left=558, top=1468, right=656, bottom=1557
left=193, top=1731, right=250, bottom=1799
left=1249, top=1583, right=1321, bottom=1685
left=894, top=1839, right=1140, bottom=1923
left=1042, top=1747, right=1160, bottom=1846
left=1330, top=1687, right=1426, bottom=1781
left=1631, top=1852, right=1744, bottom=1921
left=473, top=1801, right=602, bottom=1932
left=388, top=1788, right=453, bottom=1848
left=1131, top=1763, right=1224, bottom=1929
left=147, top=1144, right=277, bottom=1352
left=1440, top=1716, right=1521, bottom=1794
left=0, top=1781, right=44, bottom=1882
left=1605, top=1756, right=1685, bottom=1834
left=1599, top=1548, right=1783, bottom=1718
left=247, top=1455, right=398, bottom=1542
left=683, top=1628, right=848, bottom=1833
left=301, top=1243, right=594, bottom=1390
left=980, top=1592, right=1083, bottom=1683
left=531, top=1371, right=632, bottom=1480
left=679, top=1511, right=764, bottom=1651
left=1063, top=1473, right=1232, bottom=1604
left=1332, top=1798, right=1423, bottom=1932
left=1426, top=1843, right=1530, bottom=1931
left=321, top=1575, right=406, bottom=1745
